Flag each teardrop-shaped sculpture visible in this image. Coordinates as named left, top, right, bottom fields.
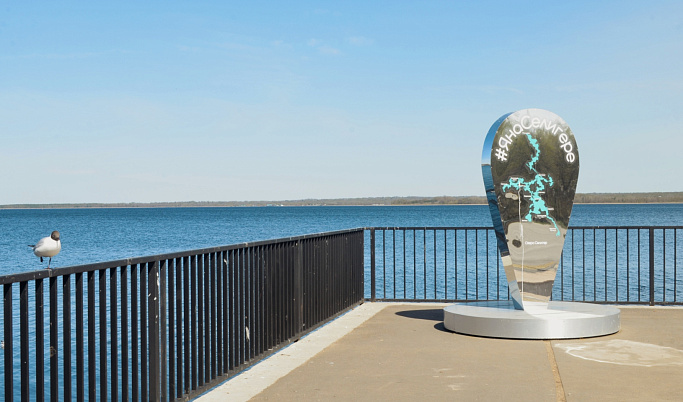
left=482, top=109, right=579, bottom=310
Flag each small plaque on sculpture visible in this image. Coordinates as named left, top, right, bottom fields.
left=481, top=109, right=579, bottom=310
left=443, top=108, right=620, bottom=339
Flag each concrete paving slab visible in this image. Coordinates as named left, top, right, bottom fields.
left=552, top=307, right=683, bottom=401
left=251, top=304, right=557, bottom=401
left=202, top=303, right=683, bottom=402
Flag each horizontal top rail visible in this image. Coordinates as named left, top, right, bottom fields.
left=0, top=227, right=365, bottom=285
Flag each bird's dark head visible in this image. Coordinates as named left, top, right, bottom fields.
left=51, top=231, right=60, bottom=241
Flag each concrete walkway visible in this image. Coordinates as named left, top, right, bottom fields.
left=201, top=303, right=683, bottom=401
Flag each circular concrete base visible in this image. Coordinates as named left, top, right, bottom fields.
left=443, top=301, right=620, bottom=340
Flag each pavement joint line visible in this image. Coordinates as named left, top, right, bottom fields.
left=197, top=302, right=393, bottom=402
left=545, top=340, right=566, bottom=402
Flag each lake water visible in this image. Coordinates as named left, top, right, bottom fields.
left=1, top=204, right=682, bottom=275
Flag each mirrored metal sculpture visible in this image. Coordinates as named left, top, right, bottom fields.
left=482, top=109, right=579, bottom=310
left=444, top=109, right=618, bottom=339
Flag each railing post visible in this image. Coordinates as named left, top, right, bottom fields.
left=370, top=229, right=376, bottom=302
left=649, top=228, right=655, bottom=306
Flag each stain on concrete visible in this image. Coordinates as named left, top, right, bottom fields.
left=555, top=339, right=683, bottom=367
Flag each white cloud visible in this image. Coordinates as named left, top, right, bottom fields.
left=318, top=45, right=341, bottom=55
left=307, top=39, right=341, bottom=55
left=347, top=36, right=374, bottom=46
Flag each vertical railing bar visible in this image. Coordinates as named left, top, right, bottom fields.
left=403, top=230, right=407, bottom=299
left=494, top=231, right=499, bottom=300
left=572, top=230, right=575, bottom=301
left=454, top=230, right=458, bottom=300
left=36, top=278, right=45, bottom=402
left=50, top=276, right=58, bottom=402
left=444, top=230, right=448, bottom=300
left=191, top=255, right=199, bottom=388
left=20, top=281, right=29, bottom=401
left=110, top=267, right=119, bottom=402
left=663, top=229, right=667, bottom=303
left=616, top=230, right=619, bottom=302
left=168, top=259, right=175, bottom=400
left=160, top=259, right=168, bottom=402
left=4, top=283, right=13, bottom=401
left=161, top=260, right=169, bottom=402
left=198, top=254, right=205, bottom=387
left=413, top=229, right=416, bottom=300
left=475, top=230, right=479, bottom=300
left=184, top=256, right=191, bottom=392
left=593, top=228, right=596, bottom=301
left=131, top=265, right=139, bottom=402
left=141, top=262, right=148, bottom=400
left=239, top=248, right=245, bottom=368
left=393, top=228, right=396, bottom=299
left=433, top=230, right=437, bottom=299
left=177, top=257, right=185, bottom=397
left=560, top=250, right=564, bottom=301
left=649, top=228, right=655, bottom=306
left=485, top=229, right=488, bottom=300
left=99, top=269, right=107, bottom=401
left=382, top=230, right=386, bottom=299
left=423, top=230, right=426, bottom=299
left=627, top=230, right=630, bottom=303
left=63, top=274, right=72, bottom=402
left=638, top=230, right=642, bottom=302
left=121, top=266, right=129, bottom=402
left=222, top=251, right=229, bottom=377
left=193, top=254, right=206, bottom=387
left=370, top=229, right=376, bottom=301
left=582, top=229, right=586, bottom=302
left=604, top=229, right=607, bottom=302
left=465, top=230, right=468, bottom=299
left=88, top=271, right=97, bottom=401
left=676, top=228, right=680, bottom=303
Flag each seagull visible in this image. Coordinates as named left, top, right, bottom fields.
left=29, top=231, right=61, bottom=269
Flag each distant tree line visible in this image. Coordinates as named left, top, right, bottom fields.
left=1, top=192, right=681, bottom=209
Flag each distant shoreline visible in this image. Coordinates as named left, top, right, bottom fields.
left=1, top=192, right=682, bottom=209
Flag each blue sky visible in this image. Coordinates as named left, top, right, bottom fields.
left=1, top=1, right=681, bottom=203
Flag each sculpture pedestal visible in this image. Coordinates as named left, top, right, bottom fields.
left=443, top=301, right=620, bottom=340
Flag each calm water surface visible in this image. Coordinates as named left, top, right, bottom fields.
left=1, top=204, right=681, bottom=275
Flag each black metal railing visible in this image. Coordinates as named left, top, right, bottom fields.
left=2, top=225, right=681, bottom=400
left=0, top=228, right=364, bottom=401
left=366, top=226, right=682, bottom=305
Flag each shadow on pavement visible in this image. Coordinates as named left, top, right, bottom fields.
left=395, top=308, right=443, bottom=321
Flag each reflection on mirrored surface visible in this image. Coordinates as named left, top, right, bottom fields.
left=482, top=109, right=579, bottom=310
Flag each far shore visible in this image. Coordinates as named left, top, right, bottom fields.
left=1, top=192, right=682, bottom=209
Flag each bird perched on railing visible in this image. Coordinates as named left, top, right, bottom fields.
left=29, top=231, right=61, bottom=269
